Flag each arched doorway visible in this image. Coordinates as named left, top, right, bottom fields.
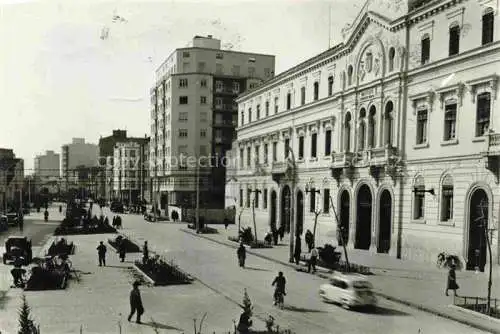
left=378, top=190, right=392, bottom=253
left=281, top=186, right=291, bottom=233
left=467, top=189, right=489, bottom=271
left=296, top=191, right=304, bottom=236
left=338, top=190, right=350, bottom=246
left=355, top=184, right=372, bottom=250
left=270, top=191, right=277, bottom=232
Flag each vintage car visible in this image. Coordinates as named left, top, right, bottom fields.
left=0, top=215, right=8, bottom=232
left=4, top=212, right=18, bottom=226
left=47, top=238, right=75, bottom=257
left=319, top=273, right=377, bottom=309
left=3, top=236, right=33, bottom=265
left=25, top=255, right=71, bottom=290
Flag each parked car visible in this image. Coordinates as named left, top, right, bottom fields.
left=4, top=212, right=18, bottom=226
left=3, top=236, right=33, bottom=265
left=110, top=201, right=124, bottom=213
left=0, top=215, right=8, bottom=231
left=319, top=273, right=377, bottom=309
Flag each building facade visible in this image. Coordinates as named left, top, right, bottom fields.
left=228, top=0, right=500, bottom=271
left=34, top=150, right=60, bottom=178
left=61, top=138, right=99, bottom=191
left=0, top=148, right=24, bottom=211
left=150, top=35, right=275, bottom=214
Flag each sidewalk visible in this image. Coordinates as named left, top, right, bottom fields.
left=0, top=232, right=267, bottom=334
left=179, top=224, right=500, bottom=334
left=23, top=205, right=66, bottom=222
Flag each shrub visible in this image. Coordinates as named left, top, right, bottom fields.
left=318, top=244, right=341, bottom=266
left=239, top=227, right=254, bottom=244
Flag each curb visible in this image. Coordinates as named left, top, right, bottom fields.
left=449, top=304, right=500, bottom=326
left=181, top=229, right=500, bottom=334
left=37, top=236, right=57, bottom=258
left=132, top=263, right=156, bottom=286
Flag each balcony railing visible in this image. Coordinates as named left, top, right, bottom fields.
left=331, top=152, right=354, bottom=169
left=486, top=132, right=500, bottom=155
left=367, top=146, right=398, bottom=166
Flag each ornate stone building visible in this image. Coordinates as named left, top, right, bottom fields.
left=227, top=0, right=500, bottom=271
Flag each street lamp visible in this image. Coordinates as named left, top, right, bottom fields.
left=250, top=189, right=261, bottom=243
left=285, top=143, right=296, bottom=263
left=305, top=184, right=321, bottom=243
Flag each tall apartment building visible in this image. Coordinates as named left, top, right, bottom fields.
left=34, top=150, right=60, bottom=178
left=150, top=35, right=275, bottom=213
left=0, top=148, right=24, bottom=211
left=61, top=138, right=99, bottom=190
left=112, top=140, right=150, bottom=204
left=98, top=130, right=150, bottom=202
left=228, top=0, right=499, bottom=272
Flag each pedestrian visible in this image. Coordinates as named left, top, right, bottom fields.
left=237, top=242, right=246, bottom=267
left=142, top=241, right=149, bottom=264
left=278, top=225, right=284, bottom=241
left=445, top=264, right=459, bottom=296
left=305, top=230, right=314, bottom=252
left=293, top=236, right=302, bottom=265
left=97, top=241, right=107, bottom=266
left=272, top=229, right=279, bottom=245
left=127, top=281, right=144, bottom=324
left=224, top=218, right=229, bottom=230
left=118, top=240, right=126, bottom=262
left=308, top=244, right=318, bottom=273
left=112, top=215, right=116, bottom=227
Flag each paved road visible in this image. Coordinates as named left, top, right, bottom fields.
left=115, top=215, right=491, bottom=334
left=0, top=218, right=58, bottom=248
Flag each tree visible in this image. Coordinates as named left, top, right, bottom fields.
left=479, top=200, right=496, bottom=315
left=18, top=294, right=38, bottom=334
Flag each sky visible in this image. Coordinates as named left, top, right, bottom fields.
left=0, top=0, right=365, bottom=173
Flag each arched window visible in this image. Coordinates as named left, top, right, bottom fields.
left=413, top=176, right=425, bottom=220
left=358, top=108, right=366, bottom=151
left=384, top=101, right=394, bottom=146
left=347, top=65, right=353, bottom=86
left=344, top=113, right=352, bottom=152
left=482, top=7, right=494, bottom=45
left=440, top=175, right=454, bottom=222
left=449, top=22, right=460, bottom=56
left=368, top=106, right=376, bottom=148
left=388, top=47, right=395, bottom=72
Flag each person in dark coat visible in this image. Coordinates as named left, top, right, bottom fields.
left=142, top=241, right=149, bottom=264
left=293, top=236, right=302, bottom=265
left=278, top=225, right=285, bottom=241
left=127, top=281, right=144, bottom=324
left=97, top=241, right=107, bottom=266
left=305, top=230, right=314, bottom=252
left=272, top=229, right=279, bottom=245
left=445, top=264, right=459, bottom=296
left=237, top=242, right=246, bottom=267
left=118, top=241, right=126, bottom=262
left=112, top=216, right=116, bottom=227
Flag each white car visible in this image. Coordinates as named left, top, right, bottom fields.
left=319, top=273, right=377, bottom=309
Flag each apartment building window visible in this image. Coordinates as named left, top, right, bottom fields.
left=325, top=129, right=332, bottom=156
left=347, top=65, right=353, bottom=85
left=179, top=112, right=188, bottom=122
left=216, top=53, right=223, bottom=60
left=215, top=98, right=223, bottom=109
left=298, top=136, right=304, bottom=159
left=240, top=149, right=244, bottom=168
left=179, top=96, right=188, bottom=104
left=179, top=129, right=188, bottom=138
left=200, top=129, right=207, bottom=138
left=385, top=102, right=394, bottom=146
left=272, top=142, right=277, bottom=162
left=323, top=189, right=330, bottom=213
left=179, top=78, right=188, bottom=88
left=328, top=76, right=334, bottom=96
left=284, top=138, right=290, bottom=159
left=413, top=176, right=425, bottom=219
left=248, top=108, right=252, bottom=123
left=309, top=188, right=316, bottom=213
left=359, top=109, right=366, bottom=151
left=416, top=109, right=428, bottom=144
left=241, top=111, right=245, bottom=126
left=476, top=92, right=491, bottom=136
left=311, top=133, right=317, bottom=158
left=482, top=8, right=494, bottom=45
left=200, top=79, right=207, bottom=87
left=313, top=82, right=319, bottom=101
left=441, top=175, right=454, bottom=222
left=216, top=81, right=223, bottom=91
left=449, top=23, right=460, bottom=56
left=255, top=145, right=260, bottom=164
left=197, top=62, right=206, bottom=72
left=246, top=188, right=251, bottom=208
left=368, top=106, right=376, bottom=148
left=232, top=65, right=240, bottom=76
left=232, top=82, right=240, bottom=93
left=248, top=67, right=255, bottom=77
left=344, top=113, right=352, bottom=152
left=246, top=147, right=251, bottom=167
left=200, top=96, right=207, bottom=104
left=264, top=143, right=268, bottom=164
left=389, top=48, right=395, bottom=72
left=274, top=97, right=279, bottom=114
left=200, top=112, right=207, bottom=122
left=421, top=35, right=430, bottom=65
left=256, top=104, right=261, bottom=120
left=301, top=87, right=306, bottom=105
left=263, top=189, right=268, bottom=209
left=183, top=51, right=190, bottom=58
left=240, top=189, right=243, bottom=207
left=265, top=101, right=270, bottom=117
left=183, top=62, right=190, bottom=72
left=444, top=103, right=457, bottom=141
left=254, top=189, right=259, bottom=208
left=216, top=64, right=223, bottom=74
left=286, top=93, right=291, bottom=110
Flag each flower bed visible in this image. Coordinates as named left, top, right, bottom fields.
left=54, top=219, right=117, bottom=235
left=134, top=257, right=193, bottom=286
left=187, top=223, right=218, bottom=234
left=108, top=235, right=141, bottom=253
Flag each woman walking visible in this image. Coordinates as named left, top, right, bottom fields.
left=445, top=264, right=459, bottom=296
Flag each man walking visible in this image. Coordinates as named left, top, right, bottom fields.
left=308, top=244, right=318, bottom=273
left=97, top=241, right=107, bottom=266
left=142, top=241, right=149, bottom=264
left=237, top=242, right=246, bottom=268
left=127, top=281, right=144, bottom=324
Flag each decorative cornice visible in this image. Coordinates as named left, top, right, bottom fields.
left=436, top=82, right=465, bottom=107
left=466, top=74, right=498, bottom=102
left=410, top=91, right=435, bottom=114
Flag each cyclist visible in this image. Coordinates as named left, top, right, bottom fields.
left=271, top=271, right=286, bottom=306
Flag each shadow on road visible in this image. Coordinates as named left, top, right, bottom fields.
left=283, top=305, right=327, bottom=313
left=244, top=266, right=271, bottom=272
left=357, top=305, right=409, bottom=316
left=142, top=320, right=184, bottom=331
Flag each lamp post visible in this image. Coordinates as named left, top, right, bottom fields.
left=305, top=184, right=321, bottom=243
left=328, top=195, right=350, bottom=272
left=285, top=144, right=296, bottom=263
left=250, top=189, right=261, bottom=243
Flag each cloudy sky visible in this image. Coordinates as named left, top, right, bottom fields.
left=0, top=0, right=365, bottom=172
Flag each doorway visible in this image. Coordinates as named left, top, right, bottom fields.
left=355, top=184, right=372, bottom=250
left=467, top=189, right=489, bottom=272
left=377, top=190, right=392, bottom=253
left=338, top=190, right=350, bottom=246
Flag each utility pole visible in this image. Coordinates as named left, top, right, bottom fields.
left=329, top=195, right=350, bottom=272
left=195, top=156, right=200, bottom=233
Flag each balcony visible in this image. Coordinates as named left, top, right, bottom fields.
left=367, top=146, right=398, bottom=167
left=213, top=119, right=235, bottom=128
left=481, top=132, right=500, bottom=183
left=331, top=152, right=355, bottom=169
left=271, top=161, right=293, bottom=183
